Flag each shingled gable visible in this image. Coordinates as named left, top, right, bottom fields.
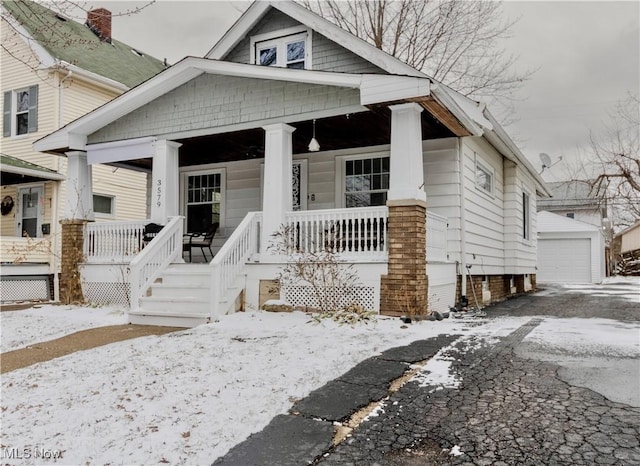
left=1, top=0, right=166, bottom=88
left=205, top=0, right=548, bottom=196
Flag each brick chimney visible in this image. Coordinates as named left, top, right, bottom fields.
left=86, top=8, right=111, bottom=43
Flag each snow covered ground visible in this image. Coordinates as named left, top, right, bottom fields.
left=1, top=304, right=127, bottom=353
left=1, top=278, right=637, bottom=465
left=1, top=308, right=526, bottom=465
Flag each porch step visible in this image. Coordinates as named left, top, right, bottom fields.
left=149, top=283, right=209, bottom=300
left=139, top=296, right=210, bottom=313
left=159, top=264, right=210, bottom=287
left=128, top=309, right=209, bottom=328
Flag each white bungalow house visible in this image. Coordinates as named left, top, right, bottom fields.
left=34, top=1, right=550, bottom=326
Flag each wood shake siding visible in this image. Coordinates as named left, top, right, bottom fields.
left=88, top=76, right=361, bottom=144
left=222, top=9, right=385, bottom=74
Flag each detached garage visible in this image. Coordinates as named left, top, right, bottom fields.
left=537, top=211, right=605, bottom=284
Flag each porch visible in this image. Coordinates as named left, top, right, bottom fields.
left=80, top=206, right=450, bottom=326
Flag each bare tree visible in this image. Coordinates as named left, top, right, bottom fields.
left=300, top=0, right=533, bottom=103
left=588, top=93, right=640, bottom=229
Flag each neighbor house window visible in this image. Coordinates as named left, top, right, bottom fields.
left=344, top=156, right=390, bottom=207
left=186, top=172, right=222, bottom=233
left=93, top=194, right=114, bottom=216
left=475, top=159, right=493, bottom=194
left=3, top=85, right=38, bottom=137
left=523, top=191, right=531, bottom=240
left=251, top=27, right=310, bottom=69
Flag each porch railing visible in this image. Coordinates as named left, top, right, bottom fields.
left=282, top=206, right=389, bottom=259
left=209, top=212, right=262, bottom=318
left=84, top=220, right=149, bottom=263
left=426, top=211, right=448, bottom=262
left=129, top=216, right=183, bottom=310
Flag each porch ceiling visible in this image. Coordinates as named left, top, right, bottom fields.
left=113, top=108, right=454, bottom=170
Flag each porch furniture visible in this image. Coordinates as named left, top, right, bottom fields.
left=183, top=222, right=218, bottom=262
left=143, top=223, right=164, bottom=245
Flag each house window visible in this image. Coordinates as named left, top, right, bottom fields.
left=186, top=172, right=222, bottom=233
left=523, top=191, right=531, bottom=240
left=3, top=85, right=38, bottom=137
left=475, top=159, right=493, bottom=194
left=251, top=27, right=310, bottom=69
left=93, top=194, right=114, bottom=216
left=566, top=212, right=575, bottom=219
left=345, top=156, right=390, bottom=207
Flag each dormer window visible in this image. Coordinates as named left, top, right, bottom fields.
left=251, top=26, right=311, bottom=70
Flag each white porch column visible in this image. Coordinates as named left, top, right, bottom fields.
left=261, top=123, right=295, bottom=254
left=388, top=102, right=426, bottom=203
left=64, top=151, right=94, bottom=221
left=151, top=140, right=181, bottom=224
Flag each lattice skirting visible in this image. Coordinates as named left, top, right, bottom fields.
left=82, top=281, right=131, bottom=308
left=283, top=285, right=377, bottom=311
left=1, top=276, right=52, bottom=302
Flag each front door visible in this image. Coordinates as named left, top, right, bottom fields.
left=17, top=186, right=43, bottom=238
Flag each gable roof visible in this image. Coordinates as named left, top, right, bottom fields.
left=1, top=0, right=166, bottom=88
left=538, top=211, right=601, bottom=233
left=538, top=181, right=603, bottom=210
left=206, top=0, right=549, bottom=196
left=207, top=0, right=424, bottom=79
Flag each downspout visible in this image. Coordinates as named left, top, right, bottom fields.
left=457, top=138, right=468, bottom=299
left=52, top=68, right=73, bottom=302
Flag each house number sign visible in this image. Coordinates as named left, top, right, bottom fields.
left=156, top=179, right=162, bottom=208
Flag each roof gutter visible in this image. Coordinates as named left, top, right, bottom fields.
left=51, top=61, right=129, bottom=93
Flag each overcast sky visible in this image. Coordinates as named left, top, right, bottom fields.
left=93, top=1, right=639, bottom=181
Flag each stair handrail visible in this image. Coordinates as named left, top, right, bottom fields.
left=129, top=216, right=184, bottom=310
left=209, top=211, right=262, bottom=318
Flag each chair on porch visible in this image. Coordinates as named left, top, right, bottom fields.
left=142, top=223, right=164, bottom=247
left=183, top=222, right=218, bottom=263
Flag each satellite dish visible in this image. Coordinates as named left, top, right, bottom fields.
left=539, top=153, right=552, bottom=168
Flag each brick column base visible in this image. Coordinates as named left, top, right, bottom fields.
left=60, top=220, right=86, bottom=304
left=380, top=200, right=428, bottom=316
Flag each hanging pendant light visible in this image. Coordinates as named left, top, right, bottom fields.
left=308, top=119, right=320, bottom=152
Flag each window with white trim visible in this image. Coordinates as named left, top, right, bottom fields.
left=251, top=27, right=310, bottom=69
left=185, top=172, right=223, bottom=233
left=3, top=85, right=38, bottom=137
left=344, top=156, right=390, bottom=207
left=93, top=194, right=114, bottom=216
left=475, top=159, right=494, bottom=195
left=523, top=191, right=531, bottom=240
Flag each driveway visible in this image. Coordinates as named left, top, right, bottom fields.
left=217, top=280, right=640, bottom=465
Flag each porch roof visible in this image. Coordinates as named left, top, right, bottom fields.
left=0, top=154, right=64, bottom=185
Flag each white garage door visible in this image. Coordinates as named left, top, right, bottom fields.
left=538, top=238, right=591, bottom=283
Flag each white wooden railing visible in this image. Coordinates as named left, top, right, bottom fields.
left=426, top=211, right=448, bottom=262
left=283, top=206, right=389, bottom=259
left=84, top=220, right=149, bottom=263
left=129, top=216, right=184, bottom=310
left=209, top=212, right=262, bottom=318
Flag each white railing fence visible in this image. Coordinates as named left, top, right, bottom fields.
left=426, top=211, right=448, bottom=262
left=84, top=220, right=149, bottom=263
left=282, top=206, right=388, bottom=258
left=129, top=216, right=184, bottom=310
left=209, top=212, right=262, bottom=318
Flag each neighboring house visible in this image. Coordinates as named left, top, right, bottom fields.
left=34, top=0, right=550, bottom=326
left=0, top=1, right=165, bottom=302
left=537, top=180, right=613, bottom=276
left=536, top=211, right=605, bottom=284
left=611, top=220, right=640, bottom=276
